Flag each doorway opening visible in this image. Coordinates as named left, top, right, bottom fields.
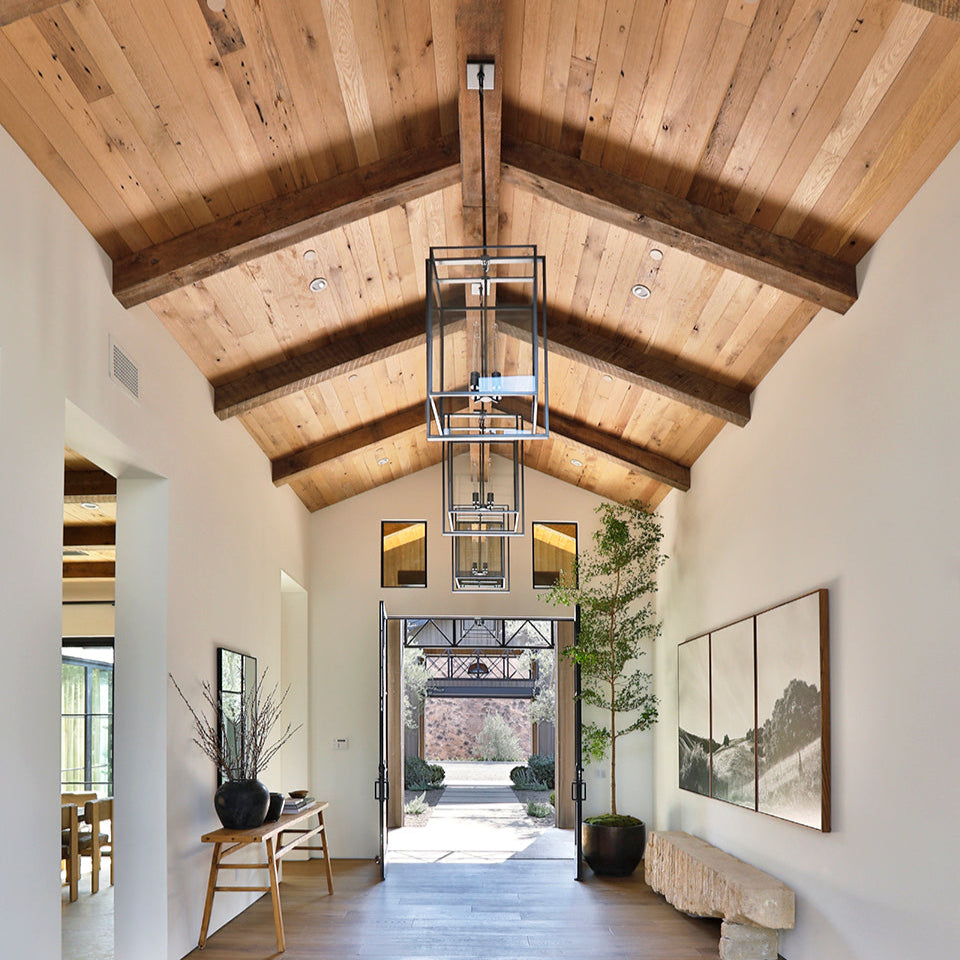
left=61, top=446, right=117, bottom=960
left=383, top=617, right=577, bottom=866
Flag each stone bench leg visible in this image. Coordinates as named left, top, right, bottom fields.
left=719, top=920, right=779, bottom=960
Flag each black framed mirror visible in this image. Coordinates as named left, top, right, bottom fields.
left=217, top=647, right=256, bottom=785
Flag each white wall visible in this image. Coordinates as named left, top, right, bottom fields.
left=653, top=140, right=960, bottom=957
left=310, top=463, right=658, bottom=855
left=0, top=124, right=311, bottom=960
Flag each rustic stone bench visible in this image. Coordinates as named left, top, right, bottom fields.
left=645, top=831, right=795, bottom=960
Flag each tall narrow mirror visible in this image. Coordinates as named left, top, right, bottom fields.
left=217, top=648, right=256, bottom=785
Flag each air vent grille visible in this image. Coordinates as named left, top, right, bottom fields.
left=110, top=340, right=140, bottom=400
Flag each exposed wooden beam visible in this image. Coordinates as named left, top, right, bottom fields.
left=456, top=1, right=503, bottom=245
left=496, top=399, right=690, bottom=492
left=215, top=307, right=428, bottom=419
left=113, top=134, right=461, bottom=308
left=0, top=1, right=61, bottom=28
left=272, top=403, right=427, bottom=487
left=496, top=308, right=751, bottom=427
left=900, top=0, right=960, bottom=20
left=64, top=470, right=117, bottom=502
left=63, top=525, right=116, bottom=548
left=63, top=561, right=115, bottom=580
left=501, top=136, right=858, bottom=314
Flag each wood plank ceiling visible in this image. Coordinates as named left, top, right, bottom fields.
left=4, top=0, right=960, bottom=512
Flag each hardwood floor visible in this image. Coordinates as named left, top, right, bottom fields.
left=185, top=858, right=720, bottom=959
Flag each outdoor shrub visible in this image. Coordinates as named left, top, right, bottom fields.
left=405, top=755, right=445, bottom=789
left=510, top=767, right=548, bottom=790
left=475, top=712, right=522, bottom=761
left=549, top=791, right=555, bottom=807
left=527, top=754, right=555, bottom=786
left=404, top=791, right=428, bottom=816
left=526, top=801, right=553, bottom=818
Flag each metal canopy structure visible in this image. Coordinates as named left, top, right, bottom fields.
left=402, top=617, right=555, bottom=649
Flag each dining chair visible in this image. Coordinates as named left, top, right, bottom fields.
left=60, top=804, right=79, bottom=902
left=81, top=798, right=113, bottom=892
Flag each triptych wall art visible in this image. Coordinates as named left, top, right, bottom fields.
left=678, top=589, right=830, bottom=831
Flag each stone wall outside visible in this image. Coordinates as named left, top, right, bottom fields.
left=424, top=697, right=532, bottom=760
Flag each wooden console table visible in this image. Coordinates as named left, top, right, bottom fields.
left=198, top=801, right=333, bottom=952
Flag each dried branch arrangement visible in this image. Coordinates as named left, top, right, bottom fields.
left=169, top=669, right=301, bottom=781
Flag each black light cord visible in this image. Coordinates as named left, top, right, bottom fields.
left=478, top=63, right=488, bottom=250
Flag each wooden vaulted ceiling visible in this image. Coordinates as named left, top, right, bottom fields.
left=4, top=0, right=960, bottom=512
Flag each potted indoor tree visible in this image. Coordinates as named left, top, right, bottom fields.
left=544, top=499, right=665, bottom=876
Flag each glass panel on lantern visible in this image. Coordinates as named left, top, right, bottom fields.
left=442, top=438, right=523, bottom=536
left=452, top=528, right=509, bottom=592
left=532, top=522, right=578, bottom=588
left=426, top=245, right=548, bottom=442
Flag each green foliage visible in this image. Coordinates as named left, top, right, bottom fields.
left=549, top=791, right=555, bottom=807
left=542, top=500, right=665, bottom=815
left=404, top=755, right=445, bottom=790
left=403, top=651, right=431, bottom=731
left=475, top=712, right=523, bottom=761
left=526, top=801, right=553, bottom=818
left=527, top=754, right=555, bottom=786
left=515, top=649, right=556, bottom=725
left=404, top=791, right=428, bottom=816
left=509, top=755, right=554, bottom=790
left=584, top=813, right=644, bottom=828
left=510, top=766, right=548, bottom=790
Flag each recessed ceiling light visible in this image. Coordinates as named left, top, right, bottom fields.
left=377, top=457, right=390, bottom=466
left=303, top=249, right=317, bottom=261
left=570, top=458, right=583, bottom=468
left=650, top=249, right=663, bottom=261
left=309, top=277, right=327, bottom=293
left=348, top=373, right=359, bottom=382
left=631, top=283, right=651, bottom=299
left=80, top=502, right=99, bottom=511
left=602, top=374, right=613, bottom=383
left=206, top=0, right=226, bottom=11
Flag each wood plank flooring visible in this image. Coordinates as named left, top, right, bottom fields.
left=185, top=858, right=721, bottom=959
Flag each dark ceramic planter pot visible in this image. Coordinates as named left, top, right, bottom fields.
left=582, top=820, right=647, bottom=877
left=214, top=779, right=269, bottom=830
left=264, top=792, right=284, bottom=822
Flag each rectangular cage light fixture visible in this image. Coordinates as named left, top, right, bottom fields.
left=452, top=531, right=509, bottom=592
left=426, top=244, right=548, bottom=442
left=442, top=438, right=523, bottom=537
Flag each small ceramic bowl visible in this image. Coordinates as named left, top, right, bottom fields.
left=289, top=789, right=309, bottom=799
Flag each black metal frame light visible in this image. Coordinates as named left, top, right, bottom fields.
left=452, top=528, right=509, bottom=592
left=426, top=243, right=548, bottom=442
left=442, top=437, right=523, bottom=536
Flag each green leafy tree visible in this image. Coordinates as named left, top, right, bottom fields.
left=516, top=648, right=556, bottom=726
left=403, top=650, right=431, bottom=731
left=544, top=500, right=665, bottom=816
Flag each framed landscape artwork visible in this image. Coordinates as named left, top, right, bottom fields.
left=677, top=589, right=830, bottom=831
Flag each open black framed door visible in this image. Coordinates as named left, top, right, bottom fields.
left=572, top=605, right=586, bottom=880
left=375, top=601, right=389, bottom=879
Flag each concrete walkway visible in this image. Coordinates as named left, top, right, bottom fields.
left=389, top=763, right=573, bottom=864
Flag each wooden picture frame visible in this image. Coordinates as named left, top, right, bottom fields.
left=677, top=589, right=830, bottom=831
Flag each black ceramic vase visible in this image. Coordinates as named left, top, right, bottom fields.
left=582, top=820, right=647, bottom=877
left=264, top=792, right=284, bottom=822
left=214, top=779, right=270, bottom=829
